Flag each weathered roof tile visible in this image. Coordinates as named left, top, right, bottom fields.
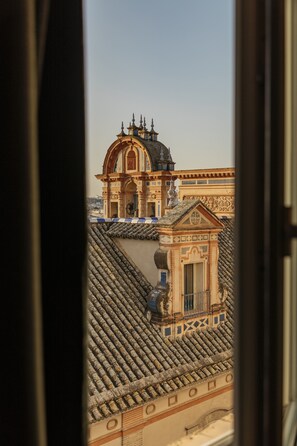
left=87, top=218, right=234, bottom=422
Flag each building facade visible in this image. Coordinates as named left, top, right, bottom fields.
left=88, top=117, right=235, bottom=445
left=146, top=200, right=227, bottom=338
left=96, top=115, right=175, bottom=219
left=96, top=116, right=235, bottom=219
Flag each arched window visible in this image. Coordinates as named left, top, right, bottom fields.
left=127, top=149, right=136, bottom=171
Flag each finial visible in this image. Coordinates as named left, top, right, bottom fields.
left=143, top=117, right=146, bottom=129
left=151, top=118, right=154, bottom=130
left=117, top=121, right=126, bottom=137
left=140, top=114, right=143, bottom=127
left=132, top=113, right=135, bottom=125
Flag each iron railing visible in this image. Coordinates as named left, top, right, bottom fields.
left=184, top=290, right=210, bottom=315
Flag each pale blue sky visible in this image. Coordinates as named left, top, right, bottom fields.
left=84, top=0, right=234, bottom=196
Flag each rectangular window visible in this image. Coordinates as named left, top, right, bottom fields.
left=181, top=180, right=196, bottom=185
left=147, top=202, right=155, bottom=217
left=110, top=202, right=118, bottom=218
left=207, top=178, right=235, bottom=184
left=184, top=264, right=194, bottom=311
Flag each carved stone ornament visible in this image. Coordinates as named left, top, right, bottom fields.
left=154, top=249, right=168, bottom=269
left=218, top=282, right=228, bottom=304
left=184, top=195, right=235, bottom=213
left=146, top=282, right=170, bottom=317
left=190, top=210, right=202, bottom=225
left=167, top=179, right=178, bottom=208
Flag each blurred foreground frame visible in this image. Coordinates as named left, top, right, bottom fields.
left=1, top=1, right=87, bottom=446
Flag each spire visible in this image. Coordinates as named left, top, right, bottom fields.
left=139, top=116, right=150, bottom=140
left=117, top=121, right=126, bottom=138
left=149, top=118, right=159, bottom=141
left=127, top=114, right=138, bottom=136
left=139, top=114, right=143, bottom=129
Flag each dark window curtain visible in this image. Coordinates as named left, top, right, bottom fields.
left=184, top=264, right=194, bottom=296
left=235, top=0, right=284, bottom=445
left=1, top=1, right=87, bottom=445
left=184, top=264, right=194, bottom=311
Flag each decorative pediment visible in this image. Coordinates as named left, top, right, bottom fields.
left=175, top=203, right=223, bottom=230
left=157, top=199, right=224, bottom=230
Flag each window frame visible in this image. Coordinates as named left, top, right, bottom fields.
left=3, top=0, right=296, bottom=444
left=234, top=0, right=286, bottom=445
left=283, top=0, right=297, bottom=443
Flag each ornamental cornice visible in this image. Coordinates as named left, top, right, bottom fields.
left=174, top=168, right=235, bottom=180
left=159, top=233, right=219, bottom=245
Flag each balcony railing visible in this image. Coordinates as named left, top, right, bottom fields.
left=184, top=290, right=210, bottom=315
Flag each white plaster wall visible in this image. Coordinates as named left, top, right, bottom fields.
left=142, top=390, right=233, bottom=446
left=115, top=239, right=159, bottom=286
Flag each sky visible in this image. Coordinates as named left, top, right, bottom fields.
left=84, top=0, right=234, bottom=197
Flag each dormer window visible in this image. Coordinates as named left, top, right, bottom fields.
left=158, top=162, right=168, bottom=171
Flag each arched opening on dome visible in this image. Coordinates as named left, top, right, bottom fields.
left=126, top=148, right=137, bottom=171
left=125, top=181, right=138, bottom=217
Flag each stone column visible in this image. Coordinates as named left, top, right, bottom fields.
left=102, top=181, right=110, bottom=217
left=209, top=235, right=220, bottom=306
left=118, top=191, right=125, bottom=218
left=137, top=191, right=145, bottom=217
left=136, top=179, right=146, bottom=217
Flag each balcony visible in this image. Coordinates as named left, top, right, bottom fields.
left=184, top=290, right=210, bottom=316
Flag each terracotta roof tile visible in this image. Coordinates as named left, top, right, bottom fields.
left=107, top=222, right=159, bottom=241
left=87, top=218, right=234, bottom=422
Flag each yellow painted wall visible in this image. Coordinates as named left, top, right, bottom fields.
left=142, top=390, right=233, bottom=446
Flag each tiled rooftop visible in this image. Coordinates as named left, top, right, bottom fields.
left=157, top=200, right=200, bottom=226
left=87, top=218, right=234, bottom=423
left=107, top=222, right=159, bottom=240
